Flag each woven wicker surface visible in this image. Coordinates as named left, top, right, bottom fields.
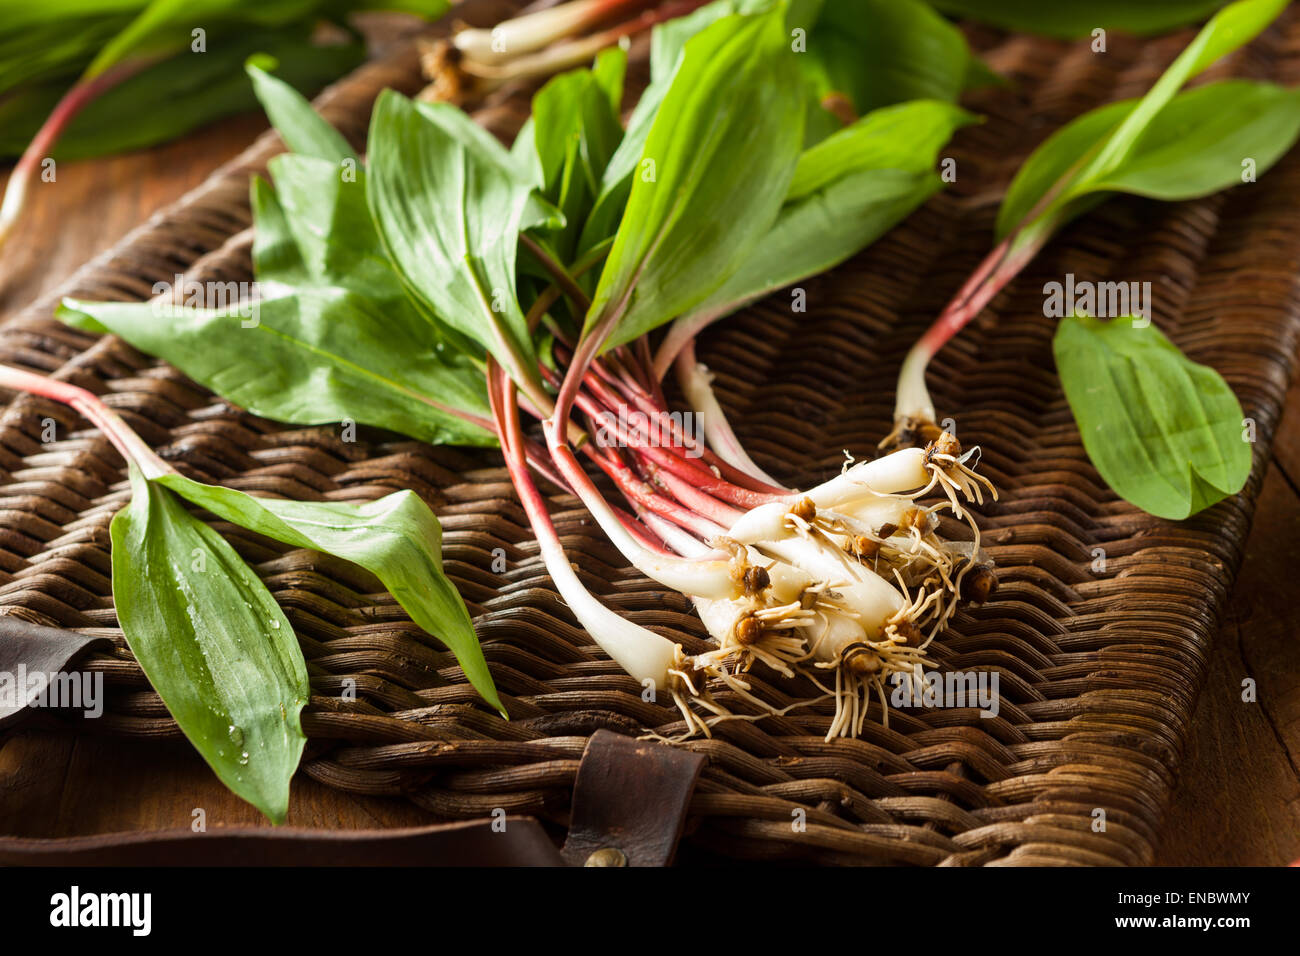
left=1, top=2, right=1299, bottom=865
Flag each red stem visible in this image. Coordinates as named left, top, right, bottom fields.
left=1, top=61, right=148, bottom=245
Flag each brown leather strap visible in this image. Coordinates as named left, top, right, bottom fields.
left=561, top=729, right=705, bottom=867
left=0, top=617, right=114, bottom=728
left=0, top=818, right=564, bottom=866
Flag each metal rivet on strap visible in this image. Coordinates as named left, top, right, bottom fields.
left=584, top=847, right=627, bottom=867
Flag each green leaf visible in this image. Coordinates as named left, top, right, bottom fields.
left=366, top=90, right=539, bottom=373
left=111, top=465, right=308, bottom=822
left=929, top=0, right=1228, bottom=38
left=0, top=29, right=362, bottom=159
left=576, top=0, right=772, bottom=260
left=528, top=53, right=626, bottom=261
left=1053, top=313, right=1251, bottom=519
left=797, top=0, right=981, bottom=139
left=155, top=472, right=505, bottom=718
left=58, top=159, right=492, bottom=446
left=1084, top=80, right=1300, bottom=198
left=685, top=100, right=975, bottom=325
left=586, top=4, right=805, bottom=350
left=85, top=0, right=342, bottom=78
left=997, top=0, right=1290, bottom=241
left=787, top=99, right=976, bottom=198
left=0, top=13, right=136, bottom=97
left=246, top=58, right=355, bottom=162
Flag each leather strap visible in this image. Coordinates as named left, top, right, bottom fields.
left=561, top=729, right=705, bottom=867
left=0, top=818, right=563, bottom=866
left=0, top=616, right=114, bottom=728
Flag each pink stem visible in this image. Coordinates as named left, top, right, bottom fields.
left=0, top=61, right=147, bottom=246
left=895, top=227, right=1049, bottom=423
left=581, top=442, right=725, bottom=539
left=0, top=364, right=169, bottom=477
left=644, top=463, right=743, bottom=527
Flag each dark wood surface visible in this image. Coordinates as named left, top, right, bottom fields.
left=0, top=95, right=1296, bottom=864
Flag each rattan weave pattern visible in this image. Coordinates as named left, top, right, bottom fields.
left=1, top=4, right=1299, bottom=865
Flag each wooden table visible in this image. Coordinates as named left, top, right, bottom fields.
left=0, top=104, right=1297, bottom=864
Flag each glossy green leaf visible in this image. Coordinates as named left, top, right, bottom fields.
left=246, top=58, right=355, bottom=162
left=0, top=29, right=362, bottom=159
left=1054, top=313, right=1251, bottom=519
left=797, top=0, right=981, bottom=142
left=0, top=14, right=136, bottom=96
left=111, top=466, right=309, bottom=822
left=155, top=472, right=505, bottom=717
left=997, top=0, right=1290, bottom=241
left=528, top=52, right=625, bottom=261
left=1084, top=80, right=1300, bottom=198
left=84, top=0, right=448, bottom=78
left=58, top=158, right=492, bottom=446
left=366, top=90, right=539, bottom=372
left=685, top=100, right=975, bottom=325
left=87, top=1, right=318, bottom=76
left=576, top=0, right=771, bottom=260
left=587, top=5, right=804, bottom=350
left=929, top=0, right=1228, bottom=38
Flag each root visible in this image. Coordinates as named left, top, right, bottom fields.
left=651, top=645, right=829, bottom=743
left=926, top=440, right=998, bottom=521
left=817, top=632, right=934, bottom=740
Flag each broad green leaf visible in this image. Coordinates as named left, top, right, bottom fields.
left=575, top=80, right=668, bottom=259
left=587, top=5, right=805, bottom=350
left=998, top=79, right=1300, bottom=238
left=1077, top=0, right=1287, bottom=181
left=0, top=15, right=135, bottom=96
left=366, top=90, right=538, bottom=372
left=787, top=99, right=976, bottom=199
left=111, top=465, right=309, bottom=822
left=997, top=0, right=1289, bottom=241
left=0, top=29, right=361, bottom=159
left=930, top=0, right=1228, bottom=38
left=683, top=100, right=975, bottom=326
left=994, top=99, right=1132, bottom=239
left=1085, top=80, right=1300, bottom=198
left=798, top=0, right=981, bottom=140
left=647, top=0, right=774, bottom=79
left=84, top=0, right=449, bottom=78
left=246, top=58, right=355, bottom=162
left=87, top=1, right=334, bottom=77
left=1053, top=313, right=1251, bottom=519
left=591, top=45, right=626, bottom=115
left=58, top=161, right=492, bottom=446
left=576, top=0, right=771, bottom=259
left=59, top=291, right=492, bottom=446
left=528, top=53, right=625, bottom=261
left=155, top=473, right=505, bottom=718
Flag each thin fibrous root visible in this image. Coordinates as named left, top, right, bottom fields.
left=925, top=437, right=998, bottom=521
left=698, top=609, right=815, bottom=680
left=658, top=643, right=820, bottom=741
left=816, top=633, right=934, bottom=739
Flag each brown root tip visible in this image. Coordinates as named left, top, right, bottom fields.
left=894, top=620, right=925, bottom=648
left=742, top=565, right=770, bottom=597
left=926, top=431, right=963, bottom=463
left=418, top=40, right=471, bottom=104
left=735, top=615, right=764, bottom=646
left=900, top=507, right=927, bottom=533
left=960, top=564, right=998, bottom=604
left=882, top=416, right=944, bottom=452
left=852, top=535, right=880, bottom=559
left=843, top=644, right=882, bottom=675
left=789, top=496, right=817, bottom=524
